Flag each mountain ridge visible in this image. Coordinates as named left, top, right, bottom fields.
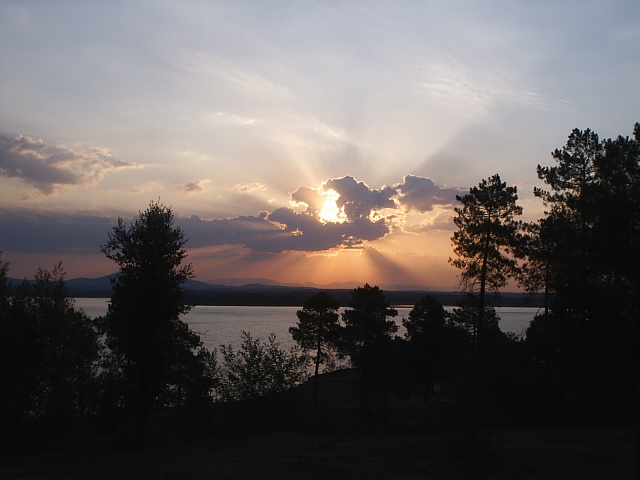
left=6, top=275, right=543, bottom=308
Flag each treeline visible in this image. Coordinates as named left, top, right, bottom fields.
left=182, top=287, right=543, bottom=308
left=0, top=123, right=638, bottom=451
left=443, top=123, right=639, bottom=425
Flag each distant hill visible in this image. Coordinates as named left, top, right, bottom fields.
left=206, top=277, right=286, bottom=287
left=208, top=277, right=448, bottom=292
left=7, top=275, right=544, bottom=308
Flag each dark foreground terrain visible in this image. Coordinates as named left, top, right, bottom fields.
left=1, top=426, right=634, bottom=480
left=2, top=370, right=636, bottom=479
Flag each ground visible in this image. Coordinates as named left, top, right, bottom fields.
left=1, top=427, right=634, bottom=479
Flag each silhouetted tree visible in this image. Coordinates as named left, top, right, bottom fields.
left=530, top=125, right=640, bottom=327
left=516, top=214, right=564, bottom=315
left=525, top=124, right=640, bottom=421
left=0, top=260, right=101, bottom=445
left=449, top=295, right=503, bottom=345
left=340, top=284, right=397, bottom=408
left=449, top=174, right=522, bottom=347
left=534, top=128, right=602, bottom=317
left=595, top=123, right=640, bottom=320
left=289, top=291, right=341, bottom=410
left=403, top=295, right=448, bottom=401
left=100, top=200, right=208, bottom=435
left=0, top=252, right=8, bottom=304
left=217, top=331, right=308, bottom=403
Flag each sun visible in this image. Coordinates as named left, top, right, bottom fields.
left=318, top=189, right=345, bottom=223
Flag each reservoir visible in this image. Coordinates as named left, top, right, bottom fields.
left=75, top=298, right=540, bottom=352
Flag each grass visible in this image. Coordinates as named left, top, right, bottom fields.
left=2, top=372, right=636, bottom=479
left=1, top=419, right=635, bottom=479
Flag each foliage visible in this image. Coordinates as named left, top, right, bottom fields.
left=290, top=291, right=341, bottom=409
left=403, top=295, right=448, bottom=345
left=402, top=295, right=450, bottom=399
left=521, top=124, right=640, bottom=422
left=100, top=200, right=212, bottom=430
left=0, top=252, right=9, bottom=305
left=448, top=295, right=503, bottom=344
left=290, top=292, right=341, bottom=372
left=217, top=331, right=308, bottom=403
left=528, top=125, right=639, bottom=319
left=340, top=284, right=397, bottom=407
left=449, top=174, right=522, bottom=345
left=450, top=174, right=522, bottom=293
left=515, top=214, right=567, bottom=313
left=0, top=258, right=101, bottom=444
left=526, top=125, right=639, bottom=316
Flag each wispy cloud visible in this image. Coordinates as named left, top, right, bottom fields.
left=207, top=112, right=257, bottom=126
left=232, top=182, right=265, bottom=193
left=415, top=55, right=554, bottom=115
left=179, top=52, right=290, bottom=99
left=0, top=135, right=140, bottom=197
left=181, top=179, right=210, bottom=196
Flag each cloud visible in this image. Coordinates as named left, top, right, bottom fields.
left=185, top=175, right=458, bottom=253
left=0, top=135, right=139, bottom=196
left=0, top=174, right=462, bottom=258
left=0, top=209, right=114, bottom=253
left=232, top=182, right=265, bottom=193
left=181, top=179, right=210, bottom=196
left=180, top=207, right=388, bottom=254
left=179, top=53, right=290, bottom=99
left=177, top=176, right=402, bottom=253
left=415, top=55, right=553, bottom=116
left=322, top=176, right=396, bottom=220
left=206, top=112, right=257, bottom=126
left=394, top=175, right=463, bottom=213
left=403, top=208, right=457, bottom=233
left=290, top=185, right=325, bottom=214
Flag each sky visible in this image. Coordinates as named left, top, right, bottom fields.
left=1, top=1, right=638, bottom=290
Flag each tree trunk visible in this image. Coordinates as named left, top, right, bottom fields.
left=313, top=334, right=321, bottom=410
left=478, top=224, right=491, bottom=348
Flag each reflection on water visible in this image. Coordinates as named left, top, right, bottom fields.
left=74, top=299, right=540, bottom=353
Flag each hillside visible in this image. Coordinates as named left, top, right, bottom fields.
left=8, top=276, right=544, bottom=307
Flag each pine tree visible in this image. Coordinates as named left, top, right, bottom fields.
left=289, top=291, right=341, bottom=409
left=449, top=174, right=522, bottom=346
left=101, top=200, right=204, bottom=434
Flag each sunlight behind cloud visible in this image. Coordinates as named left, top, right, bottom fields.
left=318, top=189, right=346, bottom=224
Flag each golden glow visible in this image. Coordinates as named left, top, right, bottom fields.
left=318, top=189, right=346, bottom=223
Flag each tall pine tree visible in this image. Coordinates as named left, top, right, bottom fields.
left=101, top=201, right=204, bottom=434
left=449, top=174, right=522, bottom=346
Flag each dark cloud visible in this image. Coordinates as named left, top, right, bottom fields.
left=179, top=213, right=281, bottom=250
left=0, top=209, right=115, bottom=253
left=172, top=175, right=460, bottom=253
left=180, top=208, right=388, bottom=253
left=181, top=179, right=209, bottom=196
left=323, top=175, right=396, bottom=220
left=0, top=174, right=461, bottom=257
left=0, top=135, right=138, bottom=196
left=290, top=185, right=324, bottom=213
left=394, top=175, right=464, bottom=213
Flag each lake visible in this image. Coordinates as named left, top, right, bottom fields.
left=75, top=298, right=540, bottom=352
